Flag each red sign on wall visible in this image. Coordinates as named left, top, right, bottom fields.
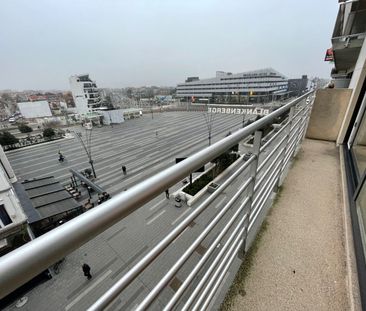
left=324, top=48, right=334, bottom=61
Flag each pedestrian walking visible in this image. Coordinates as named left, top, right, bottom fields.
left=82, top=263, right=92, bottom=280
left=165, top=189, right=169, bottom=199
left=58, top=151, right=64, bottom=162
left=122, top=165, right=127, bottom=175
left=155, top=130, right=158, bottom=137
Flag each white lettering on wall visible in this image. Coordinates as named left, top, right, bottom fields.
left=207, top=106, right=271, bottom=116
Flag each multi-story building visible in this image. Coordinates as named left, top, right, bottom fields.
left=0, top=145, right=28, bottom=256
left=176, top=68, right=289, bottom=103
left=69, top=74, right=102, bottom=114
left=288, top=75, right=309, bottom=97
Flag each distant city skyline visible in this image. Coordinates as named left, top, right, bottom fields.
left=0, top=0, right=337, bottom=90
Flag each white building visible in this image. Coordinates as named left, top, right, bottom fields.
left=98, top=109, right=124, bottom=125
left=0, top=146, right=27, bottom=252
left=69, top=74, right=102, bottom=114
left=17, top=100, right=52, bottom=118
left=176, top=68, right=288, bottom=102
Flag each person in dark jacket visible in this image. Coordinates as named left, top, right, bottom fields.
left=82, top=263, right=92, bottom=280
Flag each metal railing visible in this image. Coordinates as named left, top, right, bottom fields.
left=0, top=91, right=314, bottom=309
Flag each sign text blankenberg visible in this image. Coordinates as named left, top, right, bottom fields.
left=208, top=107, right=270, bottom=116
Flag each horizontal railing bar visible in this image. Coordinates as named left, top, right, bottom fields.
left=182, top=224, right=246, bottom=311
left=282, top=138, right=298, bottom=168
left=165, top=199, right=249, bottom=311
left=0, top=91, right=312, bottom=300
left=254, top=146, right=285, bottom=194
left=286, top=124, right=303, bottom=155
left=289, top=115, right=303, bottom=133
left=290, top=103, right=311, bottom=131
left=259, top=119, right=290, bottom=152
left=251, top=157, right=283, bottom=215
left=282, top=147, right=296, bottom=172
left=283, top=119, right=307, bottom=162
left=89, top=157, right=255, bottom=311
left=287, top=130, right=298, bottom=148
left=291, top=125, right=307, bottom=156
left=262, top=128, right=276, bottom=142
left=281, top=124, right=306, bottom=174
left=192, top=228, right=244, bottom=311
left=201, top=121, right=301, bottom=307
left=257, top=134, right=288, bottom=172
left=134, top=177, right=253, bottom=310
left=291, top=103, right=307, bottom=120
left=249, top=168, right=282, bottom=231
left=200, top=238, right=243, bottom=311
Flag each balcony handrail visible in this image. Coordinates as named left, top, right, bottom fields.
left=0, top=91, right=313, bottom=300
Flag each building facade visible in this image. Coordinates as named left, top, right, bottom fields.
left=0, top=146, right=28, bottom=256
left=69, top=74, right=102, bottom=114
left=330, top=0, right=366, bottom=307
left=288, top=75, right=308, bottom=97
left=176, top=68, right=289, bottom=103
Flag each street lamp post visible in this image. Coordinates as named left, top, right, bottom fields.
left=75, top=125, right=97, bottom=178
left=202, top=98, right=215, bottom=146
left=108, top=111, right=113, bottom=128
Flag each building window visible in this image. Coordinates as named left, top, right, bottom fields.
left=356, top=177, right=366, bottom=256
left=0, top=204, right=12, bottom=227
left=346, top=84, right=366, bottom=300
left=352, top=107, right=366, bottom=177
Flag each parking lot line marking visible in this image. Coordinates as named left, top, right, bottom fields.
left=146, top=209, right=166, bottom=225
left=214, top=197, right=227, bottom=209
left=171, top=208, right=191, bottom=226
left=65, top=269, right=112, bottom=311
left=172, top=227, right=188, bottom=244
left=149, top=198, right=166, bottom=211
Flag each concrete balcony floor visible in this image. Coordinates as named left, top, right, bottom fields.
left=227, top=139, right=360, bottom=311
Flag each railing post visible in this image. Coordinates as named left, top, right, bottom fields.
left=242, top=130, right=262, bottom=253
left=293, top=101, right=309, bottom=157
left=276, top=107, right=295, bottom=189
left=301, top=97, right=313, bottom=141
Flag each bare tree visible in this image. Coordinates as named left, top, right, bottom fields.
left=202, top=100, right=216, bottom=146
left=74, top=125, right=96, bottom=178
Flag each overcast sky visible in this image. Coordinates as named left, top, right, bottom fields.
left=0, top=0, right=338, bottom=90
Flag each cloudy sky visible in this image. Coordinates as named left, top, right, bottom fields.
left=0, top=0, right=338, bottom=90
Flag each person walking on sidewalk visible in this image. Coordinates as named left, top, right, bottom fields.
left=82, top=263, right=92, bottom=280
left=165, top=189, right=169, bottom=199
left=122, top=165, right=127, bottom=175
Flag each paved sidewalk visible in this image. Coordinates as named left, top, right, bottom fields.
left=229, top=139, right=354, bottom=311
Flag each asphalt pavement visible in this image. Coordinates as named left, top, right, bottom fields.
left=4, top=110, right=279, bottom=311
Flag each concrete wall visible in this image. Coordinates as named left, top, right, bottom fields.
left=306, top=89, right=352, bottom=141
